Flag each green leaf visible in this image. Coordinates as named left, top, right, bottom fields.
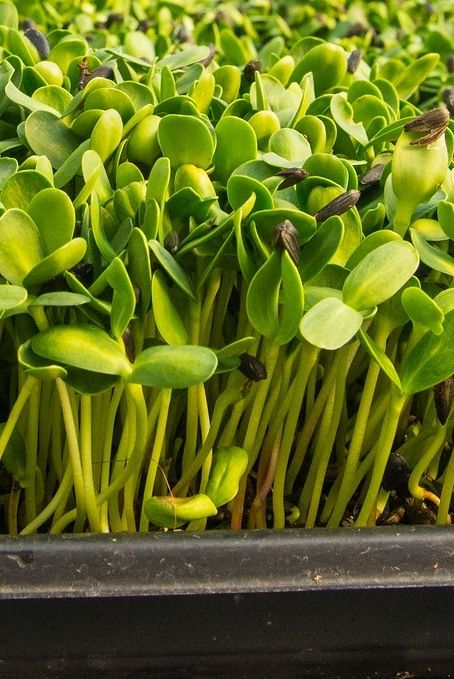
left=31, top=325, right=130, bottom=377
left=127, top=228, right=151, bottom=317
left=129, top=345, right=217, bottom=388
left=23, top=238, right=87, bottom=288
left=342, top=241, right=419, bottom=311
left=215, top=337, right=255, bottom=360
left=345, top=230, right=402, bottom=269
left=0, top=209, right=44, bottom=285
left=300, top=297, right=363, bottom=350
left=158, top=114, right=214, bottom=170
left=149, top=239, right=196, bottom=300
left=394, top=53, right=439, bottom=100
left=54, top=139, right=90, bottom=189
left=205, top=446, right=249, bottom=507
left=1, top=169, right=53, bottom=211
left=0, top=284, right=27, bottom=309
left=264, top=128, right=311, bottom=167
left=213, top=116, right=257, bottom=185
left=0, top=157, right=17, bottom=191
left=5, top=79, right=59, bottom=115
left=18, top=340, right=68, bottom=382
left=401, top=310, right=454, bottom=395
left=357, top=328, right=402, bottom=391
left=30, top=292, right=89, bottom=307
left=90, top=108, right=123, bottom=162
left=144, top=493, right=217, bottom=529
left=246, top=251, right=304, bottom=345
left=330, top=92, right=368, bottom=146
left=290, top=42, right=347, bottom=95
left=401, top=287, right=444, bottom=335
left=274, top=251, right=305, bottom=345
left=90, top=192, right=117, bottom=263
left=438, top=201, right=454, bottom=240
left=157, top=46, right=212, bottom=70
left=227, top=175, right=274, bottom=213
left=146, top=156, right=171, bottom=207
left=24, top=110, right=80, bottom=168
left=64, top=271, right=111, bottom=317
left=299, top=215, right=344, bottom=282
left=410, top=228, right=454, bottom=276
left=28, top=187, right=75, bottom=254
left=63, top=366, right=120, bottom=395
left=0, top=2, right=18, bottom=29
left=106, top=257, right=136, bottom=340
left=32, top=85, right=72, bottom=115
left=84, top=88, right=135, bottom=124
left=246, top=251, right=281, bottom=341
left=152, top=270, right=188, bottom=345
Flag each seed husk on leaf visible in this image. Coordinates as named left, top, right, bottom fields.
left=243, top=59, right=262, bottom=84
left=347, top=49, right=362, bottom=73
left=24, top=28, right=50, bottom=59
left=359, top=163, right=386, bottom=187
left=314, top=190, right=361, bottom=222
left=271, top=219, right=300, bottom=265
left=276, top=167, right=309, bottom=190
left=404, top=107, right=449, bottom=146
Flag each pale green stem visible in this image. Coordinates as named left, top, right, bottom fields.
left=55, top=378, right=86, bottom=532
left=99, top=383, right=124, bottom=532
left=21, top=462, right=73, bottom=535
left=172, top=385, right=243, bottom=496
left=438, top=444, right=454, bottom=525
left=285, top=353, right=338, bottom=493
left=354, top=389, right=407, bottom=527
left=231, top=342, right=281, bottom=530
left=139, top=388, right=172, bottom=531
left=300, top=345, right=356, bottom=527
left=25, top=381, right=41, bottom=525
left=80, top=394, right=101, bottom=533
left=327, top=322, right=390, bottom=527
left=182, top=300, right=201, bottom=474
left=408, top=424, right=447, bottom=507
left=53, top=383, right=148, bottom=533
left=0, top=375, right=39, bottom=462
left=273, top=344, right=318, bottom=528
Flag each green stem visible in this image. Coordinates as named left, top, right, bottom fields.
left=25, top=381, right=41, bottom=525
left=99, top=384, right=124, bottom=532
left=231, top=342, right=281, bottom=529
left=438, top=444, right=454, bottom=525
left=300, top=346, right=352, bottom=527
left=101, top=382, right=147, bottom=504
left=80, top=394, right=101, bottom=533
left=52, top=383, right=148, bottom=533
left=285, top=352, right=338, bottom=493
left=0, top=375, right=39, bottom=462
left=408, top=424, right=447, bottom=507
left=55, top=378, right=86, bottom=532
left=354, top=389, right=407, bottom=527
left=21, top=462, right=73, bottom=535
left=172, top=385, right=242, bottom=496
left=273, top=343, right=318, bottom=528
left=139, top=387, right=172, bottom=531
left=327, top=322, right=390, bottom=527
left=182, top=300, right=201, bottom=474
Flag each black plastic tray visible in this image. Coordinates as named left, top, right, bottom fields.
left=0, top=526, right=453, bottom=678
